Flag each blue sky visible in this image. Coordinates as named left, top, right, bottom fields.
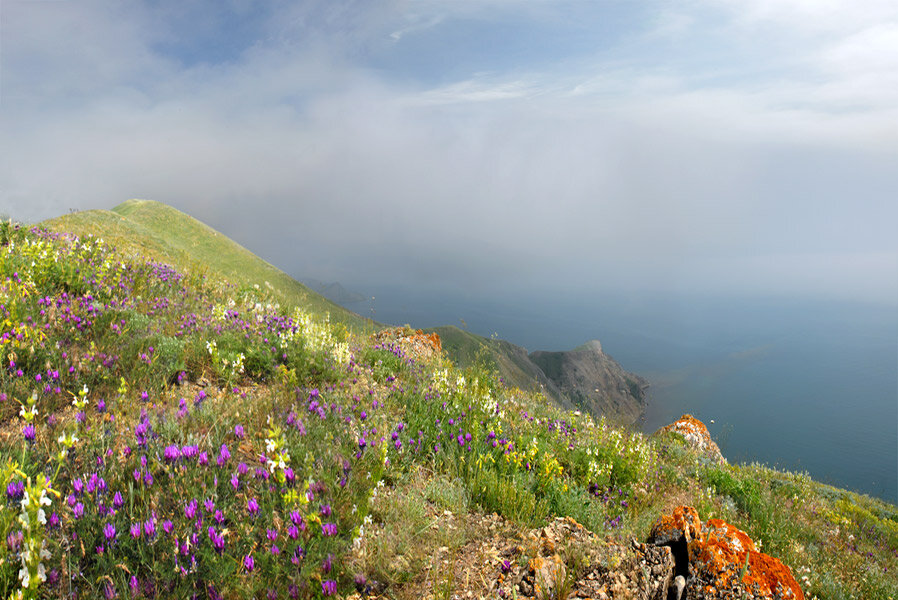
left=1, top=0, right=896, bottom=305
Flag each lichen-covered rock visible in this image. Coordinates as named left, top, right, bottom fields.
left=650, top=505, right=704, bottom=546
left=657, top=414, right=726, bottom=464
left=649, top=506, right=805, bottom=600
left=371, top=327, right=442, bottom=362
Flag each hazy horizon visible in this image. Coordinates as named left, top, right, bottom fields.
left=2, top=1, right=897, bottom=308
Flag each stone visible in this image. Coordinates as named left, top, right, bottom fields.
left=656, top=414, right=726, bottom=465
left=371, top=327, right=442, bottom=362
left=649, top=505, right=805, bottom=600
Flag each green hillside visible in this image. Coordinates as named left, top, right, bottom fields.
left=0, top=211, right=895, bottom=599
left=41, top=199, right=372, bottom=332
left=427, top=325, right=569, bottom=407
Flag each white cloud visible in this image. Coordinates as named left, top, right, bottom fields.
left=0, top=1, right=895, bottom=305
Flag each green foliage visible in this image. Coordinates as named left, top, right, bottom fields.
left=359, top=346, right=406, bottom=383
left=0, top=213, right=894, bottom=600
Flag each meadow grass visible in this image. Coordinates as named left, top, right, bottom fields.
left=0, top=218, right=895, bottom=599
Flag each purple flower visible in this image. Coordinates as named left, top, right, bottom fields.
left=130, top=522, right=141, bottom=539
left=230, top=473, right=240, bottom=490
left=217, top=444, right=230, bottom=467
left=22, top=423, right=35, bottom=442
left=162, top=520, right=173, bottom=535
left=287, top=525, right=299, bottom=540
left=144, top=518, right=156, bottom=538
left=321, top=522, right=337, bottom=536
left=291, top=547, right=305, bottom=566
left=266, top=528, right=278, bottom=542
left=238, top=462, right=248, bottom=475
left=113, top=491, right=124, bottom=509
left=204, top=498, right=215, bottom=513
left=247, top=497, right=260, bottom=517
left=208, top=526, right=225, bottom=554
left=243, top=554, right=255, bottom=573
left=321, top=580, right=337, bottom=596
left=163, top=445, right=181, bottom=463
left=6, top=480, right=24, bottom=501
left=319, top=504, right=332, bottom=518
left=73, top=502, right=84, bottom=519
left=104, top=522, right=117, bottom=541
left=73, top=478, right=84, bottom=496
left=270, top=544, right=280, bottom=555
left=234, top=424, right=244, bottom=439
left=185, top=499, right=198, bottom=520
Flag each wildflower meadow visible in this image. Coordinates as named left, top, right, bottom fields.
left=0, top=218, right=896, bottom=599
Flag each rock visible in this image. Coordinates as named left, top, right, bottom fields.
left=649, top=505, right=805, bottom=600
left=673, top=575, right=686, bottom=600
left=529, top=340, right=649, bottom=425
left=371, top=327, right=442, bottom=362
left=656, top=414, right=726, bottom=464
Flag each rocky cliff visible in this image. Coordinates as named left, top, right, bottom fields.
left=530, top=340, right=648, bottom=425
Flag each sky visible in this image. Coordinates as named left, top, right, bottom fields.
left=1, top=0, right=897, bottom=306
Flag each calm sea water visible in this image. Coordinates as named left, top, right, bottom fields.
left=352, top=287, right=898, bottom=503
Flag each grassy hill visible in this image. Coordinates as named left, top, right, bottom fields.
left=41, top=199, right=373, bottom=332
left=0, top=206, right=895, bottom=599
left=426, top=325, right=567, bottom=405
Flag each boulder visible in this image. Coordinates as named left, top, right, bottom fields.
left=649, top=506, right=805, bottom=600
left=371, top=327, right=442, bottom=362
left=657, top=414, right=726, bottom=465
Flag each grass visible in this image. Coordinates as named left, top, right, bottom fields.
left=427, top=325, right=568, bottom=408
left=0, top=215, right=895, bottom=599
left=40, top=199, right=373, bottom=333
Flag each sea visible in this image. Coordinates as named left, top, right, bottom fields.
left=344, top=286, right=898, bottom=504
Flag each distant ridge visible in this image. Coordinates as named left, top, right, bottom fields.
left=429, top=326, right=647, bottom=424
left=303, top=279, right=367, bottom=305
left=531, top=341, right=648, bottom=425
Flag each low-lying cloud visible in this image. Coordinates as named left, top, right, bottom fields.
left=1, top=0, right=895, bottom=305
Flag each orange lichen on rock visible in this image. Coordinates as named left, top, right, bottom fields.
left=650, top=506, right=805, bottom=600
left=371, top=327, right=442, bottom=362
left=650, top=505, right=704, bottom=545
left=657, top=414, right=726, bottom=464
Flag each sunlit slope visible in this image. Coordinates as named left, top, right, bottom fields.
left=427, top=325, right=570, bottom=407
left=40, top=199, right=372, bottom=331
